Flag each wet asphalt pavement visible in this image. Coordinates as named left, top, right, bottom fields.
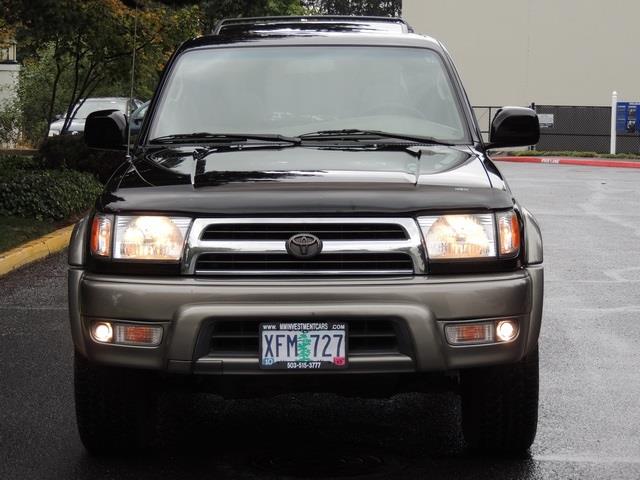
left=1, top=162, right=640, bottom=479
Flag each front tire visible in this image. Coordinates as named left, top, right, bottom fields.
left=460, top=346, right=539, bottom=455
left=74, top=352, right=157, bottom=454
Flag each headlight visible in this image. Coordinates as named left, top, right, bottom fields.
left=48, top=129, right=60, bottom=137
left=114, top=216, right=191, bottom=261
left=90, top=214, right=192, bottom=261
left=418, top=211, right=520, bottom=260
left=418, top=214, right=495, bottom=259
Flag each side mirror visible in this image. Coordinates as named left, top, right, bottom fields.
left=84, top=109, right=128, bottom=150
left=486, top=107, right=540, bottom=149
left=54, top=114, right=63, bottom=121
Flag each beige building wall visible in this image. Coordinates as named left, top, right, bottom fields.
left=403, top=0, right=639, bottom=107
left=0, top=41, right=20, bottom=105
left=0, top=64, right=20, bottom=104
left=1, top=41, right=20, bottom=147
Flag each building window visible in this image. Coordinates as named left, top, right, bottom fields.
left=0, top=41, right=17, bottom=64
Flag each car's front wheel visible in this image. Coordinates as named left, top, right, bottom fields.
left=460, top=345, right=539, bottom=455
left=74, top=352, right=157, bottom=454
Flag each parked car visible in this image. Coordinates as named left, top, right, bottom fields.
left=73, top=16, right=543, bottom=455
left=48, top=97, right=143, bottom=136
left=127, top=100, right=149, bottom=137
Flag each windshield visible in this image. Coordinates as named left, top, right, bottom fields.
left=149, top=46, right=469, bottom=143
left=73, top=99, right=127, bottom=119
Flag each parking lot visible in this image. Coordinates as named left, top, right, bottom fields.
left=1, top=162, right=639, bottom=480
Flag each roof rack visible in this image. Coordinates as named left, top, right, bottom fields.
left=213, top=16, right=413, bottom=35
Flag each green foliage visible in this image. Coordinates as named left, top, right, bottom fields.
left=0, top=160, right=103, bottom=220
left=0, top=17, right=12, bottom=43
left=39, top=135, right=126, bottom=183
left=302, top=0, right=401, bottom=16
left=8, top=0, right=402, bottom=146
left=0, top=215, right=57, bottom=253
left=504, top=150, right=640, bottom=160
left=15, top=46, right=68, bottom=144
left=7, top=0, right=203, bottom=144
left=0, top=154, right=44, bottom=171
left=125, top=4, right=204, bottom=101
left=0, top=100, right=22, bottom=146
left=174, top=1, right=401, bottom=31
left=598, top=153, right=640, bottom=160
left=199, top=0, right=306, bottom=31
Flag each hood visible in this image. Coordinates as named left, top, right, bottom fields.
left=100, top=145, right=512, bottom=215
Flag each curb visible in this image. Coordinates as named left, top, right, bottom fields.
left=494, top=156, right=640, bottom=169
left=0, top=225, right=74, bottom=277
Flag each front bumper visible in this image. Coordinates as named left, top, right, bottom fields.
left=69, top=266, right=543, bottom=375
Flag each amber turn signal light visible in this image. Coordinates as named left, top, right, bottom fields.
left=114, top=324, right=163, bottom=346
left=90, top=214, right=113, bottom=257
left=89, top=321, right=163, bottom=347
left=445, top=322, right=494, bottom=345
left=497, top=210, right=520, bottom=257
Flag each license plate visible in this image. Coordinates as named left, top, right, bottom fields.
left=259, top=322, right=348, bottom=370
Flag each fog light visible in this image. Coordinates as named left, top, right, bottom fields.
left=114, top=324, right=163, bottom=346
left=496, top=320, right=518, bottom=342
left=92, top=322, right=113, bottom=343
left=445, top=322, right=494, bottom=345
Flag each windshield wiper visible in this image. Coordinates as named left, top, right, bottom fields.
left=150, top=132, right=301, bottom=145
left=365, top=143, right=424, bottom=159
left=299, top=129, right=455, bottom=146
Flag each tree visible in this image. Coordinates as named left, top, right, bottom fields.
left=0, top=101, right=21, bottom=146
left=2, top=0, right=402, bottom=145
left=0, top=17, right=12, bottom=43
left=16, top=46, right=69, bottom=144
left=125, top=1, right=307, bottom=33
left=155, top=1, right=401, bottom=29
left=198, top=0, right=306, bottom=33
left=4, top=0, right=201, bottom=142
left=302, top=0, right=401, bottom=16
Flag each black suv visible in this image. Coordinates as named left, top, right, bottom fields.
left=71, top=16, right=543, bottom=455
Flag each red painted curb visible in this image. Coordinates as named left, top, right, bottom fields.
left=494, top=156, right=640, bottom=169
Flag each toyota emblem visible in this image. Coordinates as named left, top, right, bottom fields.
left=286, top=233, right=323, bottom=259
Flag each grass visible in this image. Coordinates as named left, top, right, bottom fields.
left=0, top=216, right=58, bottom=253
left=501, top=150, right=640, bottom=160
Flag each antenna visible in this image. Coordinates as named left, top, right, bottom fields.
left=126, top=2, right=139, bottom=161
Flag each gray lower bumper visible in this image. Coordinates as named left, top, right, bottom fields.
left=68, top=267, right=543, bottom=375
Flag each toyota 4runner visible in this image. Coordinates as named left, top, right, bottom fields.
left=70, top=16, right=543, bottom=455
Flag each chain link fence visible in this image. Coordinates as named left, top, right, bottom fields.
left=473, top=104, right=640, bottom=154
left=472, top=106, right=499, bottom=143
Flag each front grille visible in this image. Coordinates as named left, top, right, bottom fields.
left=184, top=218, right=426, bottom=276
left=201, top=223, right=408, bottom=241
left=208, top=319, right=401, bottom=356
left=349, top=319, right=400, bottom=353
left=195, top=252, right=414, bottom=275
left=210, top=320, right=259, bottom=356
